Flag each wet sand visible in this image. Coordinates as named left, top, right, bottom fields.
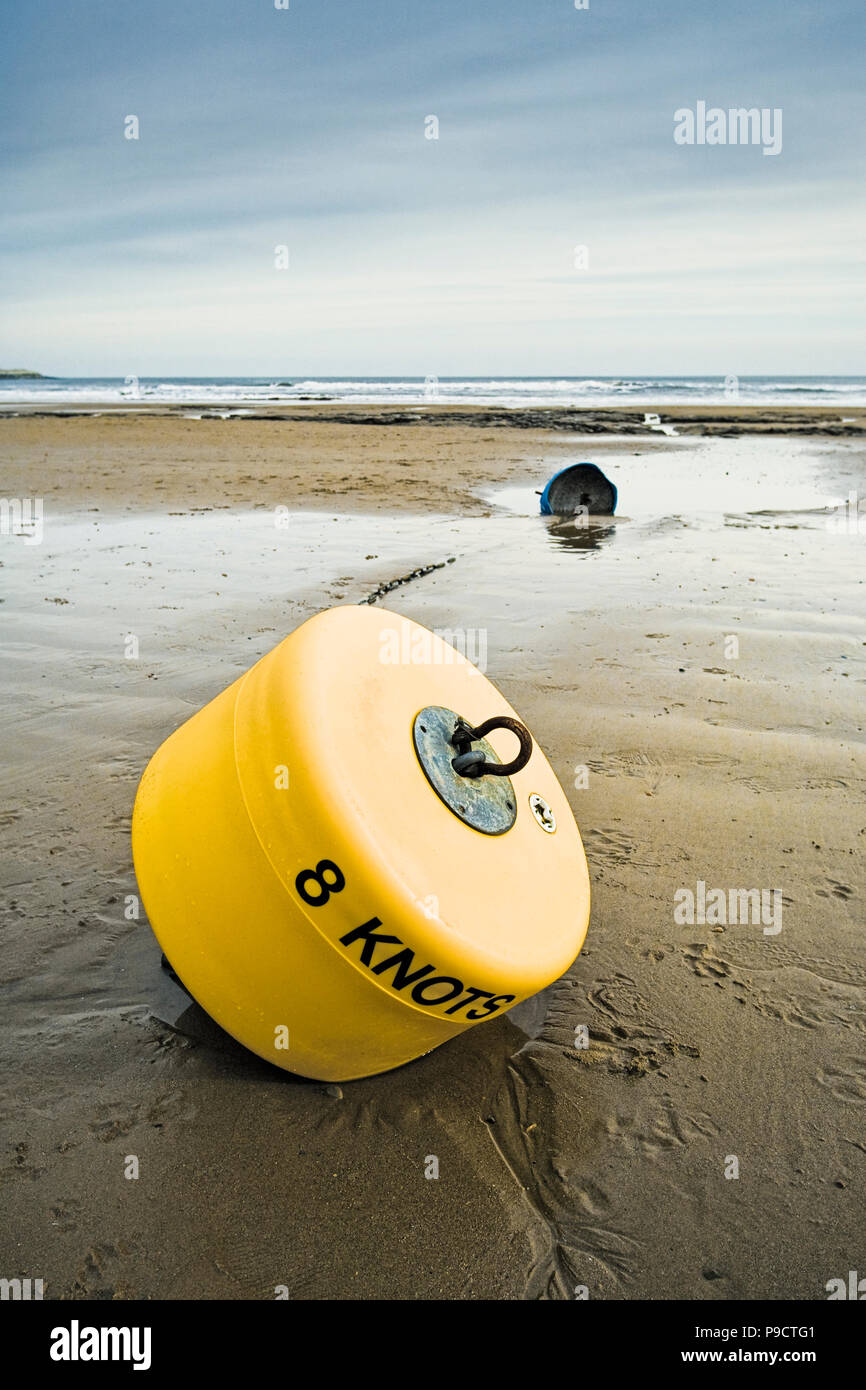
left=1, top=409, right=864, bottom=1299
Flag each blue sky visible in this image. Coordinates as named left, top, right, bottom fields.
left=1, top=0, right=863, bottom=375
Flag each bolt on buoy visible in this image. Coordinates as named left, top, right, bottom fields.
left=530, top=793, right=556, bottom=832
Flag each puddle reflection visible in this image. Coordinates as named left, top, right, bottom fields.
left=544, top=516, right=617, bottom=551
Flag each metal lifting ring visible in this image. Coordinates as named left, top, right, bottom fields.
left=450, top=715, right=533, bottom=779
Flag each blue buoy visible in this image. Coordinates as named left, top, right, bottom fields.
left=539, top=462, right=617, bottom=516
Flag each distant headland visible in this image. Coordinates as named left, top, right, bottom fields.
left=0, top=369, right=48, bottom=378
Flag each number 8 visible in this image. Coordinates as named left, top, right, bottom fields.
left=295, top=859, right=346, bottom=907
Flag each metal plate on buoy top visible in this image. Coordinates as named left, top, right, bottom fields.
left=412, top=705, right=517, bottom=835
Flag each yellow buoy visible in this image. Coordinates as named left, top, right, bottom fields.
left=132, top=605, right=590, bottom=1080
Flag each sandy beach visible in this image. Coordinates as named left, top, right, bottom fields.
left=1, top=406, right=864, bottom=1300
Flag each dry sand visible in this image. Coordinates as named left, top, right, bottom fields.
left=0, top=408, right=864, bottom=1300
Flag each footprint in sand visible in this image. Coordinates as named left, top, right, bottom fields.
left=816, top=1058, right=866, bottom=1104
left=683, top=944, right=866, bottom=1033
left=90, top=1104, right=139, bottom=1144
left=583, top=973, right=701, bottom=1074
left=72, top=1243, right=136, bottom=1300
left=605, top=1099, right=720, bottom=1160
left=583, top=827, right=636, bottom=865
left=588, top=973, right=647, bottom=1020
left=815, top=879, right=855, bottom=900
left=49, top=1198, right=82, bottom=1233
left=683, top=942, right=731, bottom=981
left=1, top=1141, right=47, bottom=1184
